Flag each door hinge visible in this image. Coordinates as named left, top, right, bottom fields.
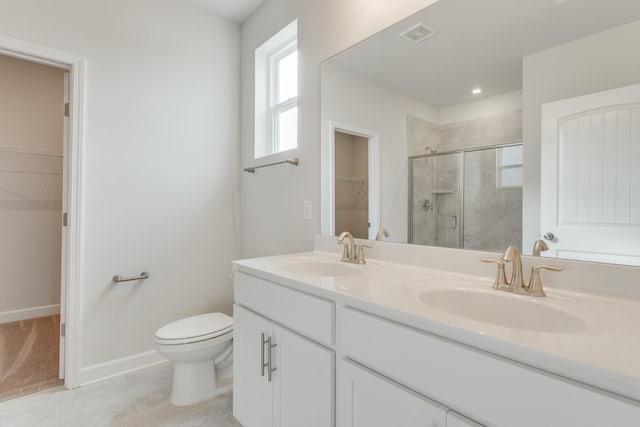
left=64, top=102, right=69, bottom=117
left=61, top=323, right=66, bottom=337
left=63, top=212, right=68, bottom=227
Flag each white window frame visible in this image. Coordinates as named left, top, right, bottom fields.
left=268, top=39, right=297, bottom=154
left=254, top=19, right=298, bottom=160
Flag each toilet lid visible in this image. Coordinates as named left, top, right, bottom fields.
left=155, top=313, right=233, bottom=343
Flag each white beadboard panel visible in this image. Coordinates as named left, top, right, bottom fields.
left=616, top=109, right=631, bottom=224
left=576, top=115, right=591, bottom=223
left=560, top=118, right=578, bottom=223
left=631, top=108, right=640, bottom=224
left=559, top=105, right=640, bottom=226
left=588, top=112, right=603, bottom=223
left=602, top=111, right=618, bottom=223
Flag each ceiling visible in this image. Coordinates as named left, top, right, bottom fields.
left=186, top=0, right=265, bottom=23
left=328, top=0, right=640, bottom=108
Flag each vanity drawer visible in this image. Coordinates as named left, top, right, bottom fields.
left=340, top=306, right=640, bottom=427
left=234, top=271, right=334, bottom=346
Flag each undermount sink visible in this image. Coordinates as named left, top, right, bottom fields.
left=280, top=259, right=363, bottom=277
left=419, top=288, right=587, bottom=333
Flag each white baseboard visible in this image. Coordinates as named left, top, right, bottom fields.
left=79, top=349, right=167, bottom=386
left=0, top=304, right=60, bottom=324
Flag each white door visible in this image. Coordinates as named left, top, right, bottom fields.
left=273, top=325, right=334, bottom=427
left=541, top=84, right=640, bottom=265
left=337, top=360, right=446, bottom=427
left=233, top=305, right=274, bottom=427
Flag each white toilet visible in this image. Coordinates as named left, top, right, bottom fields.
left=154, top=312, right=233, bottom=406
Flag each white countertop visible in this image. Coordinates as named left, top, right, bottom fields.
left=233, top=250, right=640, bottom=403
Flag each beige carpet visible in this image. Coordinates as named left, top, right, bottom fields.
left=0, top=315, right=63, bottom=402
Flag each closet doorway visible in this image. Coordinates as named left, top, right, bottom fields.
left=0, top=36, right=85, bottom=400
left=334, top=131, right=369, bottom=238
left=0, top=37, right=85, bottom=391
left=329, top=123, right=380, bottom=240
left=0, top=53, right=67, bottom=400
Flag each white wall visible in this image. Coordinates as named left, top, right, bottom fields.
left=240, top=0, right=439, bottom=257
left=0, top=0, right=240, bottom=377
left=321, top=62, right=437, bottom=243
left=439, top=90, right=522, bottom=125
left=0, top=55, right=64, bottom=322
left=522, top=20, right=640, bottom=252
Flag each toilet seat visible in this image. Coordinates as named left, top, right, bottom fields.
left=154, top=313, right=233, bottom=345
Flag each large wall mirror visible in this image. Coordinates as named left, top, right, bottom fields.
left=320, top=0, right=640, bottom=266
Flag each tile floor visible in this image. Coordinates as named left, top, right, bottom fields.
left=0, top=362, right=242, bottom=427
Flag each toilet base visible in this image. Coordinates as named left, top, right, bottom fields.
left=170, top=360, right=230, bottom=406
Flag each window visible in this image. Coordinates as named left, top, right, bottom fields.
left=255, top=20, right=298, bottom=158
left=496, top=145, right=523, bottom=188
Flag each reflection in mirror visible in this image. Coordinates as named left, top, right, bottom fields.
left=335, top=131, right=369, bottom=239
left=321, top=0, right=640, bottom=265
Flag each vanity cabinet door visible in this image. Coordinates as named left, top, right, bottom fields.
left=233, top=305, right=274, bottom=427
left=273, top=325, right=334, bottom=427
left=234, top=304, right=335, bottom=427
left=338, top=360, right=447, bottom=427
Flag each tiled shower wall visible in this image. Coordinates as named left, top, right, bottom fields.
left=409, top=110, right=523, bottom=252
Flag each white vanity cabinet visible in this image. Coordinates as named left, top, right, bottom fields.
left=340, top=306, right=640, bottom=427
left=233, top=272, right=335, bottom=427
left=233, top=256, right=640, bottom=427
left=338, top=359, right=447, bottom=427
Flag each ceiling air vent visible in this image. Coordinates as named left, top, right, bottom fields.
left=399, top=23, right=436, bottom=44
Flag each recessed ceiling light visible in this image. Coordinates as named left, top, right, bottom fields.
left=472, top=88, right=482, bottom=95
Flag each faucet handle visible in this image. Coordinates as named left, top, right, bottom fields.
left=481, top=258, right=510, bottom=289
left=339, top=243, right=349, bottom=261
left=527, top=265, right=564, bottom=297
left=355, top=243, right=373, bottom=264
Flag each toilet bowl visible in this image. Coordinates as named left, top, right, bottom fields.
left=154, top=312, right=233, bottom=406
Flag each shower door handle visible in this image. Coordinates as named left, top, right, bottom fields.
left=451, top=216, right=457, bottom=230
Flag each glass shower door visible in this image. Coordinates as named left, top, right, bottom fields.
left=409, top=153, right=462, bottom=248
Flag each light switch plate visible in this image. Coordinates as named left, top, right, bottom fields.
left=303, top=201, right=312, bottom=220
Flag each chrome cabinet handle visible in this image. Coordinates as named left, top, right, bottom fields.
left=267, top=336, right=277, bottom=382
left=261, top=333, right=267, bottom=377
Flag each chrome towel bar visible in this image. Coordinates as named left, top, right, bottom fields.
left=113, top=271, right=150, bottom=283
left=244, top=158, right=299, bottom=173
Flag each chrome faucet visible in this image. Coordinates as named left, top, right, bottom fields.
left=337, top=231, right=356, bottom=262
left=532, top=239, right=549, bottom=256
left=502, top=245, right=525, bottom=292
left=481, top=244, right=563, bottom=297
left=375, top=228, right=390, bottom=241
left=337, top=231, right=372, bottom=264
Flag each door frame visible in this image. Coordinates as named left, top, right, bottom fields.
left=0, top=34, right=86, bottom=389
left=322, top=121, right=380, bottom=240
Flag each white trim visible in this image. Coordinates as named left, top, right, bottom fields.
left=79, top=350, right=167, bottom=386
left=254, top=19, right=298, bottom=159
left=323, top=121, right=381, bottom=239
left=0, top=304, right=61, bottom=324
left=0, top=34, right=86, bottom=390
